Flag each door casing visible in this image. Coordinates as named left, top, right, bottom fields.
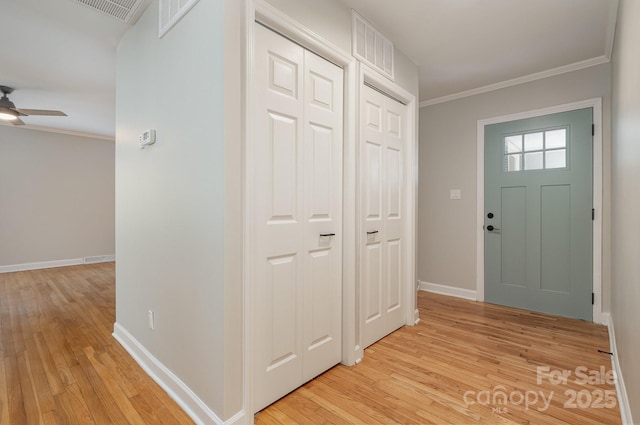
left=358, top=81, right=413, bottom=349
left=476, top=98, right=604, bottom=324
left=357, top=65, right=418, bottom=352
left=244, top=0, right=417, bottom=418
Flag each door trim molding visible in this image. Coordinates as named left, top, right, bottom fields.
left=244, top=0, right=358, bottom=416
left=476, top=98, right=604, bottom=324
left=358, top=64, right=419, bottom=336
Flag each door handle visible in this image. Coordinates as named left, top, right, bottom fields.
left=320, top=233, right=335, bottom=237
left=366, top=230, right=379, bottom=235
left=486, top=225, right=501, bottom=231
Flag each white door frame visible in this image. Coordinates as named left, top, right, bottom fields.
left=476, top=98, right=604, bottom=324
left=357, top=64, right=419, bottom=345
left=243, top=0, right=358, bottom=417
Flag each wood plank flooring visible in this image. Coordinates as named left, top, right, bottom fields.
left=0, top=263, right=194, bottom=425
left=1, top=263, right=621, bottom=424
left=256, top=292, right=621, bottom=425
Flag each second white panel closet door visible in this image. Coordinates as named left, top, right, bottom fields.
left=360, top=84, right=406, bottom=349
left=252, top=23, right=344, bottom=412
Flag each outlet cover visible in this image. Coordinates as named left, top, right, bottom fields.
left=148, top=310, right=155, bottom=330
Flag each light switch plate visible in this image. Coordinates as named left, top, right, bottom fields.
left=450, top=189, right=462, bottom=200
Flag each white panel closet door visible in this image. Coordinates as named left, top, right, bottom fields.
left=253, top=23, right=343, bottom=412
left=360, top=84, right=406, bottom=349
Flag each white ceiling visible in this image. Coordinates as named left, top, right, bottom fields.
left=0, top=0, right=132, bottom=138
left=0, top=0, right=618, bottom=138
left=340, top=0, right=618, bottom=104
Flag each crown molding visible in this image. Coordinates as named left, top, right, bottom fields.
left=0, top=121, right=114, bottom=141
left=419, top=56, right=610, bottom=108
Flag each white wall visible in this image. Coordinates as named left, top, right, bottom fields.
left=610, top=0, right=640, bottom=420
left=115, top=0, right=228, bottom=418
left=418, top=64, right=612, bottom=311
left=0, top=125, right=114, bottom=269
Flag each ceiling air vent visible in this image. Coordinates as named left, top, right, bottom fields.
left=74, top=0, right=149, bottom=23
left=352, top=11, right=394, bottom=80
left=159, top=0, right=200, bottom=37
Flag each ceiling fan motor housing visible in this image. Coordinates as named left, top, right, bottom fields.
left=0, top=96, right=17, bottom=110
left=0, top=86, right=18, bottom=116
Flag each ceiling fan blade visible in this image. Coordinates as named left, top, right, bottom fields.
left=15, top=108, right=67, bottom=117
left=12, top=118, right=25, bottom=126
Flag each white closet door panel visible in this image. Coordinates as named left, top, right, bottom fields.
left=253, top=23, right=305, bottom=411
left=302, top=49, right=343, bottom=381
left=268, top=113, right=298, bottom=221
left=364, top=142, right=382, bottom=220
left=265, top=254, right=298, bottom=366
left=365, top=98, right=383, bottom=131
left=253, top=23, right=344, bottom=412
left=384, top=97, right=405, bottom=239
left=307, top=248, right=332, bottom=342
left=270, top=55, right=298, bottom=98
left=308, top=124, right=332, bottom=218
left=386, top=108, right=402, bottom=139
left=360, top=87, right=386, bottom=348
left=386, top=146, right=401, bottom=219
left=382, top=94, right=405, bottom=333
left=364, top=241, right=383, bottom=323
left=386, top=238, right=402, bottom=327
left=360, top=85, right=407, bottom=349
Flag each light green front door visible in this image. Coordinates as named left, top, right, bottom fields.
left=484, top=108, right=593, bottom=321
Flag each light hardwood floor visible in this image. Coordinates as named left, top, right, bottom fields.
left=257, top=292, right=621, bottom=424
left=1, top=263, right=621, bottom=424
left=0, top=263, right=194, bottom=424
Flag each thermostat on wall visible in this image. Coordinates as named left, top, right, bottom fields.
left=139, top=129, right=156, bottom=148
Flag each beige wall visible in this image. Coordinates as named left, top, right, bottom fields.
left=0, top=125, right=114, bottom=268
left=418, top=64, right=612, bottom=312
left=610, top=0, right=640, bottom=420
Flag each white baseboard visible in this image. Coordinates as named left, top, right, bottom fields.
left=594, top=309, right=609, bottom=326
left=606, top=314, right=634, bottom=425
left=0, top=255, right=115, bottom=274
left=223, top=410, right=248, bottom=425
left=419, top=280, right=477, bottom=301
left=113, top=323, right=245, bottom=425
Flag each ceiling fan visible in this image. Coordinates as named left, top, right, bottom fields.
left=0, top=85, right=67, bottom=126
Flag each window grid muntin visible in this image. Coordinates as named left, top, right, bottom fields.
left=504, top=127, right=568, bottom=172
